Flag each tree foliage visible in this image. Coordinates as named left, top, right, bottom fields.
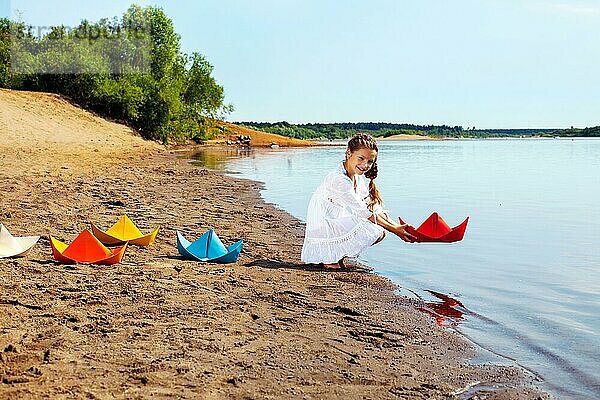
left=546, top=126, right=600, bottom=137
left=0, top=5, right=231, bottom=143
left=237, top=122, right=466, bottom=140
left=238, top=121, right=596, bottom=139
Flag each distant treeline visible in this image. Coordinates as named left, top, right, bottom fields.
left=548, top=126, right=600, bottom=137
left=0, top=4, right=231, bottom=143
left=236, top=122, right=465, bottom=140
left=238, top=122, right=600, bottom=140
left=469, top=128, right=556, bottom=137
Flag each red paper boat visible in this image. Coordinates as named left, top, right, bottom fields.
left=399, top=212, right=468, bottom=243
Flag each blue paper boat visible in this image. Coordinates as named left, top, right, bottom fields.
left=176, top=229, right=243, bottom=263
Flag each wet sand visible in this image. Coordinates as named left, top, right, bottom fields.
left=0, top=89, right=549, bottom=398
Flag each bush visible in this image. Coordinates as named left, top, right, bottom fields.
left=0, top=5, right=231, bottom=143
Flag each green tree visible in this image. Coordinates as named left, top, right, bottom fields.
left=0, top=18, right=10, bottom=87
left=0, top=5, right=231, bottom=143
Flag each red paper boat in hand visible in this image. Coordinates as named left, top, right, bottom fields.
left=399, top=212, right=468, bottom=243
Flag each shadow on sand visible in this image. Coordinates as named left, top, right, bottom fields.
left=244, top=258, right=374, bottom=273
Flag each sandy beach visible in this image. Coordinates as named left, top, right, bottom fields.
left=0, top=89, right=549, bottom=399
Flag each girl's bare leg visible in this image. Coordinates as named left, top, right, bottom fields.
left=373, top=231, right=386, bottom=245
left=371, top=212, right=390, bottom=245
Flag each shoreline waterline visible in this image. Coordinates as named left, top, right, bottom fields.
left=184, top=145, right=558, bottom=398
left=0, top=88, right=555, bottom=399
left=186, top=138, right=600, bottom=399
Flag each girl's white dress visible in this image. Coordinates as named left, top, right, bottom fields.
left=301, top=163, right=385, bottom=264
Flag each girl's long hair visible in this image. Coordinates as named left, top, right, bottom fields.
left=347, top=133, right=383, bottom=211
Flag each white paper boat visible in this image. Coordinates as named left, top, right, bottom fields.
left=0, top=224, right=40, bottom=258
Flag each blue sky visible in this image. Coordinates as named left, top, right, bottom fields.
left=3, top=0, right=600, bottom=128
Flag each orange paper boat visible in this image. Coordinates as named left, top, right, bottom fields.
left=50, top=229, right=127, bottom=265
left=399, top=212, right=468, bottom=243
left=90, top=215, right=159, bottom=246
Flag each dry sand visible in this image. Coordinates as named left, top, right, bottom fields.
left=214, top=122, right=319, bottom=147
left=0, top=89, right=549, bottom=399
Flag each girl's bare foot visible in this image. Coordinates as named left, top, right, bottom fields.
left=324, top=258, right=346, bottom=269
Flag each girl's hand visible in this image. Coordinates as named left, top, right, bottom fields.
left=396, top=223, right=417, bottom=242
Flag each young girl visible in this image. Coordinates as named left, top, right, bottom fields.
left=301, top=133, right=415, bottom=268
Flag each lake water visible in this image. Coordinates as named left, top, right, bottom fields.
left=190, top=138, right=600, bottom=399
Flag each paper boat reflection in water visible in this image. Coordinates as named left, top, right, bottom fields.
left=91, top=214, right=159, bottom=246
left=399, top=212, right=468, bottom=243
left=0, top=224, right=40, bottom=258
left=176, top=229, right=243, bottom=263
left=418, top=290, right=465, bottom=328
left=50, top=229, right=127, bottom=265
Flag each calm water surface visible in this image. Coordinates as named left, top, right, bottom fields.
left=191, top=139, right=600, bottom=399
